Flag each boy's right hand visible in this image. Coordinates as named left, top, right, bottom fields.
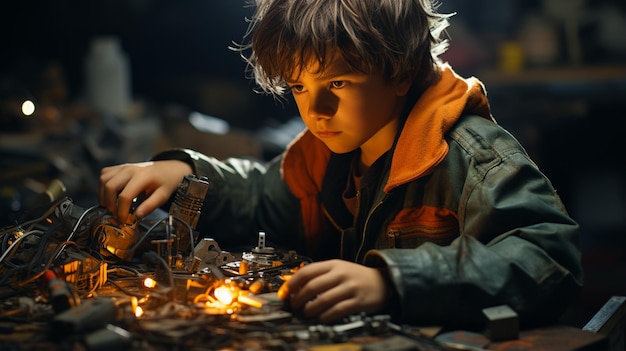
left=98, top=160, right=193, bottom=223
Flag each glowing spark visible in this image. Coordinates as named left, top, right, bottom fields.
left=143, top=277, right=157, bottom=288
left=214, top=286, right=235, bottom=305
left=135, top=306, right=144, bottom=318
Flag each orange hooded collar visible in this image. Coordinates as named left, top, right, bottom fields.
left=280, top=64, right=492, bottom=249
left=384, top=64, right=492, bottom=192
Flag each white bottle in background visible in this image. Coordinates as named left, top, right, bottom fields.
left=84, top=36, right=132, bottom=118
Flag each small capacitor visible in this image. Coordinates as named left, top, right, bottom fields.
left=277, top=281, right=290, bottom=300
left=239, top=260, right=249, bottom=275
left=248, top=279, right=265, bottom=295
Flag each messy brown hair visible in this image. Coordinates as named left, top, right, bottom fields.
left=233, top=0, right=452, bottom=97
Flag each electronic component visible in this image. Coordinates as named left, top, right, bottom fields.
left=192, top=238, right=235, bottom=272
left=95, top=215, right=140, bottom=260
left=51, top=298, right=117, bottom=335
left=61, top=251, right=108, bottom=294
left=482, top=304, right=519, bottom=341
left=83, top=324, right=132, bottom=351
left=41, top=269, right=79, bottom=314
left=277, top=280, right=290, bottom=300
left=168, top=174, right=210, bottom=256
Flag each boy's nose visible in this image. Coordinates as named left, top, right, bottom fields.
left=307, top=91, right=336, bottom=120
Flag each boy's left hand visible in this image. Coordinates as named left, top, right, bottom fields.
left=285, top=259, right=388, bottom=323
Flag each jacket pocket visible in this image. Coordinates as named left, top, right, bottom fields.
left=385, top=206, right=459, bottom=248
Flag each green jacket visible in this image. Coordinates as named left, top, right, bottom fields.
left=154, top=66, right=583, bottom=329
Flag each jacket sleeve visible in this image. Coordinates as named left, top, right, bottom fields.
left=152, top=149, right=305, bottom=252
left=364, top=118, right=583, bottom=329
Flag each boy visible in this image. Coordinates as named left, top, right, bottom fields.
left=99, top=0, right=583, bottom=329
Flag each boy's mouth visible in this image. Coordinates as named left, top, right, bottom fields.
left=316, top=131, right=342, bottom=138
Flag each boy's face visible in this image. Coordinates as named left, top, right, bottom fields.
left=287, top=53, right=410, bottom=163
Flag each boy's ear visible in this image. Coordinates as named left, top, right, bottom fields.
left=395, top=79, right=412, bottom=97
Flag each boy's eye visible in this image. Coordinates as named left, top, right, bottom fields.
left=290, top=85, right=305, bottom=93
left=330, top=81, right=346, bottom=89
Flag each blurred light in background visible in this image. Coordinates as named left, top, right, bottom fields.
left=21, top=100, right=35, bottom=116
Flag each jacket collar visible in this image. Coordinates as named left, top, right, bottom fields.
left=384, top=64, right=492, bottom=192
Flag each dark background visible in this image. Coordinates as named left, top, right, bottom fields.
left=1, top=0, right=625, bottom=329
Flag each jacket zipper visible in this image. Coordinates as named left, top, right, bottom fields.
left=355, top=197, right=385, bottom=260
left=321, top=205, right=346, bottom=258
left=387, top=230, right=399, bottom=248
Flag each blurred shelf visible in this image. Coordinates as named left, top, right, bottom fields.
left=479, top=65, right=626, bottom=100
